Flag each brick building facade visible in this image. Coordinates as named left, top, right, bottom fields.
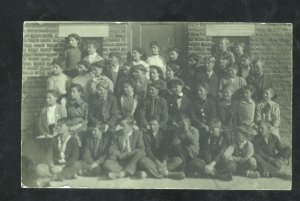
left=22, top=22, right=292, bottom=144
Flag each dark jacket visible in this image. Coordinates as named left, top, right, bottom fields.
left=108, top=129, right=145, bottom=157
left=197, top=71, right=220, bottom=100
left=190, top=98, right=216, bottom=129
left=166, top=94, right=191, bottom=124
left=203, top=135, right=229, bottom=163
left=52, top=136, right=79, bottom=166
left=88, top=92, right=119, bottom=129
left=143, top=129, right=168, bottom=161
left=81, top=133, right=110, bottom=165
left=138, top=96, right=168, bottom=128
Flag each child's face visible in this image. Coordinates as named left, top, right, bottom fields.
left=123, top=84, right=134, bottom=96
left=46, top=93, right=57, bottom=106
left=87, top=44, right=97, bottom=55
left=77, top=64, right=88, bottom=74
left=241, top=58, right=250, bottom=67
left=91, top=67, right=103, bottom=77
left=132, top=50, right=141, bottom=61
left=222, top=89, right=232, bottom=101
left=254, top=61, right=264, bottom=75
left=166, top=67, right=175, bottom=80
left=188, top=58, right=196, bottom=66
left=219, top=58, right=228, bottom=68
left=205, top=59, right=215, bottom=72
left=150, top=68, right=159, bottom=81
left=109, top=56, right=119, bottom=66
left=123, top=65, right=131, bottom=74
left=169, top=51, right=178, bottom=61
left=68, top=37, right=79, bottom=48
left=57, top=123, right=69, bottom=135
left=263, top=89, right=273, bottom=101
left=228, top=68, right=237, bottom=78
left=133, top=69, right=143, bottom=79
left=235, top=45, right=244, bottom=55
left=211, top=127, right=221, bottom=137
left=197, top=86, right=207, bottom=100
left=151, top=45, right=160, bottom=55
left=149, top=120, right=160, bottom=134
left=52, top=64, right=63, bottom=75
left=148, top=87, right=159, bottom=98
left=243, top=89, right=252, bottom=100
left=97, top=86, right=108, bottom=97
left=92, top=127, right=103, bottom=138
left=70, top=87, right=81, bottom=100
left=171, top=85, right=183, bottom=96
left=237, top=133, right=246, bottom=144
left=120, top=120, right=132, bottom=135
left=219, top=40, right=228, bottom=51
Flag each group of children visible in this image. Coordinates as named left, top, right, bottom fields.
left=22, top=34, right=291, bottom=187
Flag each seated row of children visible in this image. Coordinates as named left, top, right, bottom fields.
left=25, top=34, right=291, bottom=187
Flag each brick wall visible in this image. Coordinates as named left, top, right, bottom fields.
left=22, top=23, right=128, bottom=135
left=187, top=23, right=292, bottom=144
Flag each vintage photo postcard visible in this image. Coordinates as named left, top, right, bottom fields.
left=21, top=22, right=292, bottom=189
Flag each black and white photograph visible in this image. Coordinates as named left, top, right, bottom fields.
left=21, top=22, right=292, bottom=189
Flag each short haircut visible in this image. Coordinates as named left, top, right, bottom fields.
left=52, top=58, right=65, bottom=69
left=56, top=117, right=71, bottom=127
left=167, top=63, right=180, bottom=74
left=241, top=54, right=252, bottom=61
left=109, top=52, right=122, bottom=62
left=196, top=82, right=209, bottom=91
left=119, top=116, right=135, bottom=126
left=168, top=47, right=180, bottom=54
left=70, top=83, right=85, bottom=95
left=220, top=38, right=230, bottom=46
left=188, top=53, right=200, bottom=63
left=149, top=117, right=160, bottom=124
left=221, top=85, right=232, bottom=94
left=86, top=41, right=98, bottom=48
left=242, top=85, right=255, bottom=95
left=178, top=114, right=191, bottom=124
left=132, top=47, right=145, bottom=55
left=132, top=64, right=147, bottom=73
left=264, top=87, right=276, bottom=98
left=67, top=33, right=81, bottom=43
left=46, top=89, right=60, bottom=98
left=148, top=82, right=161, bottom=91
left=204, top=56, right=216, bottom=64
left=149, top=41, right=159, bottom=48
left=89, top=121, right=106, bottom=130
left=254, top=57, right=265, bottom=65
left=150, top=65, right=163, bottom=76
left=235, top=42, right=245, bottom=48
left=169, top=78, right=184, bottom=87
left=210, top=118, right=222, bottom=129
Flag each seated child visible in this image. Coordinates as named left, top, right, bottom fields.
left=103, top=117, right=145, bottom=179
left=197, top=56, right=219, bottom=100
left=202, top=119, right=231, bottom=181
left=253, top=121, right=291, bottom=179
left=255, top=87, right=281, bottom=140
left=138, top=82, right=168, bottom=131
left=167, top=47, right=183, bottom=75
left=71, top=60, right=92, bottom=99
left=118, top=82, right=138, bottom=118
left=223, top=129, right=260, bottom=178
left=80, top=121, right=110, bottom=176
left=131, top=47, right=149, bottom=79
left=66, top=84, right=88, bottom=146
left=237, top=54, right=252, bottom=79
left=36, top=118, right=81, bottom=182
left=146, top=41, right=166, bottom=76
left=83, top=41, right=103, bottom=64
left=190, top=83, right=216, bottom=147
left=218, top=86, right=233, bottom=127
left=165, top=78, right=191, bottom=128
left=88, top=80, right=119, bottom=132
left=129, top=65, right=151, bottom=102
left=231, top=85, right=257, bottom=139
left=149, top=65, right=167, bottom=92
left=219, top=65, right=247, bottom=100
left=47, top=58, right=71, bottom=106
left=64, top=33, right=82, bottom=78
left=87, top=60, right=114, bottom=98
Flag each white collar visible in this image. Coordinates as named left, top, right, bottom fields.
left=88, top=52, right=97, bottom=58
left=239, top=141, right=247, bottom=149
left=124, top=130, right=133, bottom=138
left=111, top=64, right=119, bottom=72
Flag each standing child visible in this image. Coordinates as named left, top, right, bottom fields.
left=80, top=121, right=110, bottom=176
left=71, top=61, right=92, bottom=100
left=218, top=86, right=233, bottom=127
left=149, top=65, right=167, bottom=92
left=129, top=65, right=151, bottom=102
left=131, top=47, right=149, bottom=79
left=238, top=54, right=252, bottom=79
left=47, top=58, right=71, bottom=106
left=146, top=41, right=166, bottom=76
left=64, top=33, right=82, bottom=78
left=66, top=84, right=89, bottom=146
left=234, top=42, right=246, bottom=72
left=181, top=53, right=201, bottom=92
left=167, top=47, right=183, bottom=75
left=83, top=41, right=103, bottom=64
left=255, top=88, right=281, bottom=140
